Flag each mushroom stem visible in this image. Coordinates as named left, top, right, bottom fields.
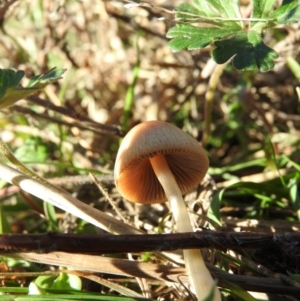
left=149, top=153, right=221, bottom=301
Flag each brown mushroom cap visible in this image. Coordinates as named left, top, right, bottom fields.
left=114, top=121, right=209, bottom=204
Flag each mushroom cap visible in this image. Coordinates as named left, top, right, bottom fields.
left=114, top=121, right=209, bottom=204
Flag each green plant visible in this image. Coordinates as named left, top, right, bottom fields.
left=0, top=68, right=65, bottom=109
left=167, top=0, right=300, bottom=72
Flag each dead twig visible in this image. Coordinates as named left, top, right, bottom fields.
left=0, top=231, right=299, bottom=254
left=27, top=95, right=124, bottom=137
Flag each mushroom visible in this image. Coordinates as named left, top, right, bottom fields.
left=114, top=120, right=221, bottom=301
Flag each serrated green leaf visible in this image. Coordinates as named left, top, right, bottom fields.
left=167, top=24, right=237, bottom=52
left=212, top=30, right=278, bottom=71
left=175, top=4, right=220, bottom=26
left=167, top=0, right=292, bottom=71
left=176, top=0, right=243, bottom=28
left=271, top=0, right=300, bottom=25
left=251, top=0, right=277, bottom=30
left=194, top=0, right=243, bottom=20
left=192, top=0, right=220, bottom=17
left=252, top=0, right=277, bottom=18
left=208, top=0, right=243, bottom=25
left=247, top=31, right=279, bottom=71
left=0, top=68, right=66, bottom=110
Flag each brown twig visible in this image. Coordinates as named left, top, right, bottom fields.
left=10, top=105, right=115, bottom=137
left=26, top=95, right=124, bottom=137
left=0, top=231, right=298, bottom=254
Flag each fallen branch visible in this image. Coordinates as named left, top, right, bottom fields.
left=0, top=231, right=298, bottom=254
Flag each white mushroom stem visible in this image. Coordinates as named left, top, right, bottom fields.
left=149, top=153, right=221, bottom=301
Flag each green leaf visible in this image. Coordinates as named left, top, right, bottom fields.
left=167, top=25, right=236, bottom=52
left=222, top=280, right=258, bottom=301
left=252, top=0, right=277, bottom=18
left=286, top=56, right=300, bottom=82
left=175, top=4, right=220, bottom=27
left=193, top=0, right=243, bottom=28
left=27, top=68, right=66, bottom=88
left=34, top=275, right=57, bottom=290
left=0, top=68, right=66, bottom=110
left=212, top=31, right=278, bottom=71
left=34, top=273, right=82, bottom=291
left=208, top=0, right=243, bottom=23
left=51, top=273, right=82, bottom=291
left=208, top=190, right=222, bottom=227
left=251, top=0, right=277, bottom=30
left=43, top=201, right=59, bottom=232
left=167, top=0, right=299, bottom=71
left=271, top=0, right=300, bottom=25
left=28, top=282, right=47, bottom=295
left=14, top=137, right=49, bottom=163
left=174, top=0, right=243, bottom=28
left=188, top=1, right=219, bottom=17
left=0, top=69, right=25, bottom=100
